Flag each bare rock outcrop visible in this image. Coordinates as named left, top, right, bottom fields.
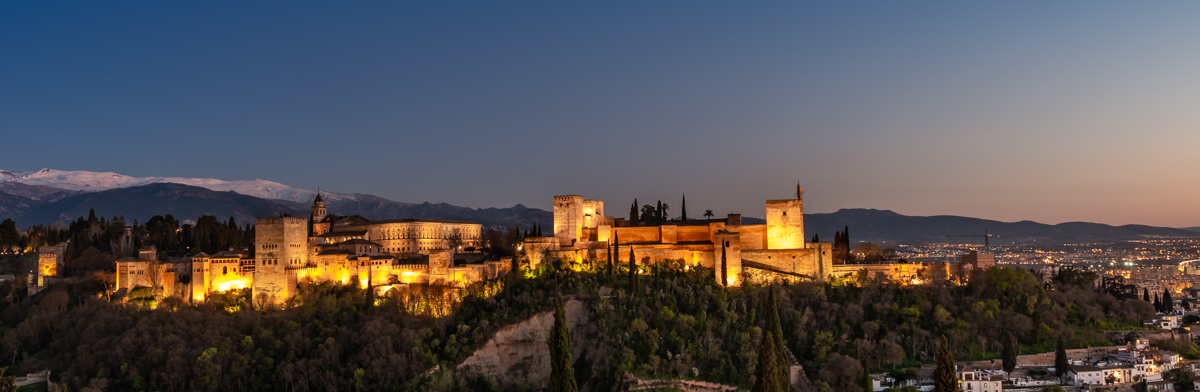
left=457, top=298, right=603, bottom=388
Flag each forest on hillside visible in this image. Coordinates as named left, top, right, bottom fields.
left=0, top=244, right=1167, bottom=392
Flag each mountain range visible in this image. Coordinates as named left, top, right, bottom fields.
left=804, top=208, right=1198, bottom=244
left=0, top=168, right=1194, bottom=243
left=0, top=169, right=551, bottom=229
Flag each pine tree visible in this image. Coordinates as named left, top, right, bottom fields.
left=1054, top=337, right=1068, bottom=380
left=934, top=335, right=958, bottom=392
left=1163, top=289, right=1173, bottom=312
left=763, top=287, right=790, bottom=391
left=630, top=200, right=639, bottom=226
left=1002, top=332, right=1017, bottom=373
left=752, top=331, right=785, bottom=392
left=681, top=194, right=688, bottom=221
left=548, top=294, right=577, bottom=392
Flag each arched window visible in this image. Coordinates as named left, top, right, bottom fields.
left=223, top=266, right=228, bottom=275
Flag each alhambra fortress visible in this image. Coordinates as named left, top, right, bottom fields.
left=32, top=187, right=926, bottom=304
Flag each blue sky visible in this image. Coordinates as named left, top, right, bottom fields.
left=2, top=2, right=1199, bottom=226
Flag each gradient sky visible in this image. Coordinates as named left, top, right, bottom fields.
left=3, top=2, right=1199, bottom=227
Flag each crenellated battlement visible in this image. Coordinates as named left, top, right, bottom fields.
left=256, top=216, right=308, bottom=225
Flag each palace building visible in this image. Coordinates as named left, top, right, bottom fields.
left=100, top=193, right=506, bottom=305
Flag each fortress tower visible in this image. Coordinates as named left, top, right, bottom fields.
left=254, top=216, right=309, bottom=304
left=765, top=186, right=805, bottom=250
left=37, top=243, right=67, bottom=287
left=553, top=195, right=585, bottom=246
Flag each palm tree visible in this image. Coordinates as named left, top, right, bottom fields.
left=703, top=210, right=714, bottom=219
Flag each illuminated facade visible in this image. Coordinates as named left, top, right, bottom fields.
left=534, top=185, right=832, bottom=287
left=36, top=243, right=66, bottom=287
left=117, top=194, right=506, bottom=305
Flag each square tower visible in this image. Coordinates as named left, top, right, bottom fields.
left=553, top=195, right=585, bottom=246
left=581, top=199, right=604, bottom=229
left=713, top=231, right=742, bottom=287
left=766, top=199, right=805, bottom=250
left=254, top=217, right=309, bottom=304
left=37, top=243, right=67, bottom=286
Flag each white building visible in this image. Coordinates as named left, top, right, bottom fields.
left=958, top=366, right=1002, bottom=392
left=1156, top=315, right=1183, bottom=329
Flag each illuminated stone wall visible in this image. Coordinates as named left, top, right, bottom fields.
left=831, top=262, right=923, bottom=283
left=741, top=243, right=832, bottom=280
left=198, top=254, right=253, bottom=298
left=611, top=226, right=661, bottom=243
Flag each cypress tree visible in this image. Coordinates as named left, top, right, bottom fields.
left=1163, top=289, right=1173, bottom=312
left=630, top=200, right=639, bottom=226
left=752, top=331, right=785, bottom=392
left=549, top=294, right=577, bottom=392
left=763, top=287, right=790, bottom=391
left=656, top=200, right=664, bottom=224
left=510, top=247, right=523, bottom=282
left=934, top=336, right=958, bottom=392
left=1002, top=332, right=1017, bottom=373
left=681, top=194, right=688, bottom=221
left=720, top=241, right=728, bottom=287
left=1155, top=294, right=1161, bottom=312
left=607, top=232, right=617, bottom=276
left=629, top=245, right=638, bottom=293
left=1054, top=337, right=1068, bottom=380
left=1144, top=288, right=1151, bottom=303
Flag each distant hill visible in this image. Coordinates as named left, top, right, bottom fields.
left=17, top=183, right=303, bottom=225
left=805, top=208, right=1199, bottom=244
left=0, top=182, right=82, bottom=202
left=1183, top=227, right=1200, bottom=234
left=279, top=194, right=552, bottom=230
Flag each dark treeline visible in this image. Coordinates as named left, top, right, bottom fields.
left=1, top=209, right=254, bottom=267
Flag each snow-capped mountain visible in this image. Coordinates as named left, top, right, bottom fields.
left=0, top=168, right=352, bottom=203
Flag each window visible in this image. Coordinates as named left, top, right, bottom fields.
left=223, top=266, right=228, bottom=275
